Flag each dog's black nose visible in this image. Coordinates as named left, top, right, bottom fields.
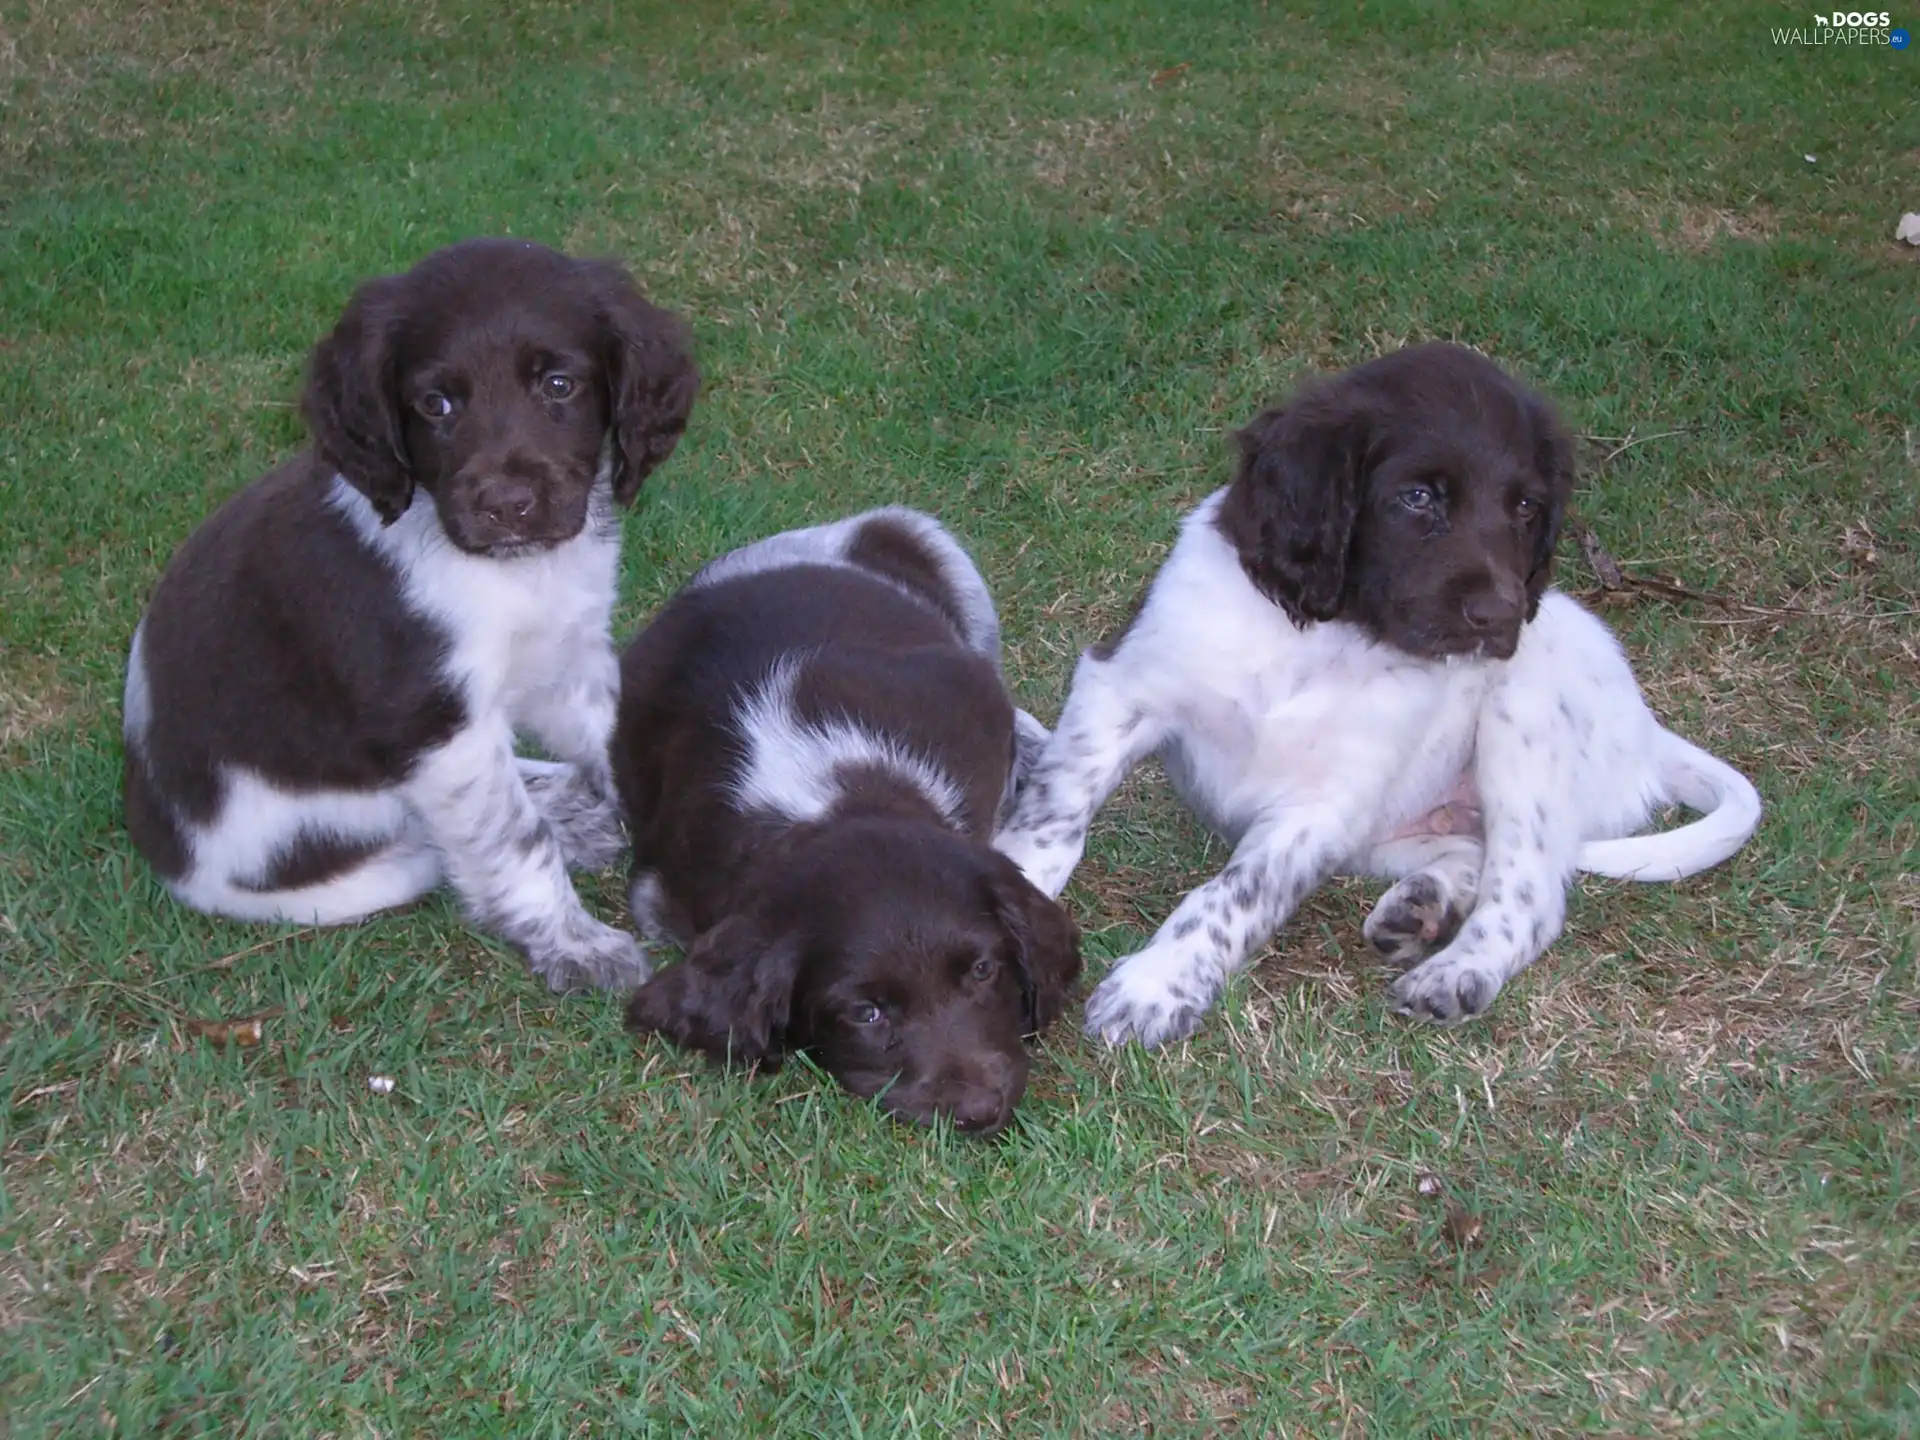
left=1460, top=587, right=1523, bottom=634
left=474, top=476, right=538, bottom=529
left=950, top=1091, right=1008, bottom=1133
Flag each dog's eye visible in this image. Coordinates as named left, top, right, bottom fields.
left=540, top=372, right=576, bottom=400
left=1515, top=495, right=1541, bottom=519
left=970, top=956, right=997, bottom=982
left=417, top=392, right=454, bottom=420
left=850, top=1003, right=885, bottom=1026
left=1399, top=485, right=1436, bottom=514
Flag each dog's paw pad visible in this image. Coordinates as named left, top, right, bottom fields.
left=1364, top=873, right=1464, bottom=968
left=1388, top=958, right=1499, bottom=1026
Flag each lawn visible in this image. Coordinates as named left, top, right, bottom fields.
left=2, top=0, right=1917, bottom=1433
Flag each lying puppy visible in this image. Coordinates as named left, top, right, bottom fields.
left=617, top=509, right=1081, bottom=1134
left=124, top=238, right=699, bottom=990
left=994, top=343, right=1761, bottom=1043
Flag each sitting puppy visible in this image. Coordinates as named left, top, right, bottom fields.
left=123, top=238, right=699, bottom=991
left=617, top=509, right=1081, bottom=1135
left=994, top=343, right=1761, bottom=1043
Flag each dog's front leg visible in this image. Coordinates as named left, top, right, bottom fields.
left=516, top=648, right=626, bottom=871
left=1084, top=812, right=1349, bottom=1048
left=1389, top=686, right=1584, bottom=1024
left=408, top=721, right=648, bottom=992
left=992, top=651, right=1165, bottom=898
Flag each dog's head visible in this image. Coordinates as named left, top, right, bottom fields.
left=625, top=822, right=1082, bottom=1136
left=1216, top=342, right=1574, bottom=660
left=302, top=237, right=699, bottom=555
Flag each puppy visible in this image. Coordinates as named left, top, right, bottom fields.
left=994, top=343, right=1761, bottom=1043
left=123, top=238, right=699, bottom=990
left=617, top=509, right=1081, bottom=1134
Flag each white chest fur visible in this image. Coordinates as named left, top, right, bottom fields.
left=1129, top=490, right=1496, bottom=854
left=329, top=474, right=621, bottom=722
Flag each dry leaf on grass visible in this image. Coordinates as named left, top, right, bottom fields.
left=1442, top=1207, right=1485, bottom=1250
left=1840, top=522, right=1879, bottom=568
left=181, top=1008, right=280, bottom=1046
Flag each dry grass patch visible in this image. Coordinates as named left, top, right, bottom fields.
left=1259, top=144, right=1434, bottom=232
left=0, top=644, right=77, bottom=754
left=1463, top=47, right=1593, bottom=82
left=1615, top=191, right=1783, bottom=252
left=0, top=0, right=336, bottom=165
left=1307, top=72, right=1411, bottom=119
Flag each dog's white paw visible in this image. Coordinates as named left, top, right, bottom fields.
left=1082, top=949, right=1219, bottom=1049
left=529, top=916, right=651, bottom=993
left=1389, top=953, right=1502, bottom=1025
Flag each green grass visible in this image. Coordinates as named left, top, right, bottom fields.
left=3, top=0, right=1918, bottom=1432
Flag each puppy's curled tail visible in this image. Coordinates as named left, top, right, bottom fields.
left=1577, top=729, right=1762, bottom=883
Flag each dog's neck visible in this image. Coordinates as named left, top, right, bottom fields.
left=822, top=764, right=956, bottom=829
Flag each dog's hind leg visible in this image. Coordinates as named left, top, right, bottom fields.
left=517, top=759, right=626, bottom=871
left=1359, top=832, right=1485, bottom=968
left=163, top=774, right=443, bottom=925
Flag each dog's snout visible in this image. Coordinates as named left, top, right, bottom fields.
left=473, top=474, right=539, bottom=529
left=1460, top=579, right=1525, bottom=634
left=949, top=1089, right=1011, bottom=1134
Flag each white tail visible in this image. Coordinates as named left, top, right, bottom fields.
left=1577, top=729, right=1762, bottom=883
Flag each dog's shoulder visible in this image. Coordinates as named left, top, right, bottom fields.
left=145, top=451, right=411, bottom=645
left=1097, top=487, right=1308, bottom=665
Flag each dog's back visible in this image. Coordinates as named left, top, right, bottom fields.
left=614, top=548, right=1016, bottom=939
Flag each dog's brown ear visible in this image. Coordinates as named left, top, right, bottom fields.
left=984, top=853, right=1083, bottom=1035
left=1216, top=385, right=1371, bottom=626
left=624, top=915, right=802, bottom=1066
left=1523, top=391, right=1575, bottom=618
left=302, top=274, right=415, bottom=523
left=580, top=259, right=700, bottom=506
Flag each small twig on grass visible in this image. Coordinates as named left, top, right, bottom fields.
left=50, top=926, right=318, bottom=997
left=172, top=927, right=320, bottom=978
left=1674, top=606, right=1919, bottom=626
left=1568, top=518, right=1913, bottom=625
left=1577, top=427, right=1691, bottom=468
left=1574, top=520, right=1626, bottom=590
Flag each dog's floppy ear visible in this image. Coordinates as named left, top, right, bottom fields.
left=302, top=274, right=415, bottom=524
left=1216, top=384, right=1371, bottom=625
left=984, top=852, right=1083, bottom=1035
left=624, top=914, right=802, bottom=1066
left=1524, top=391, right=1575, bottom=618
left=580, top=259, right=701, bottom=506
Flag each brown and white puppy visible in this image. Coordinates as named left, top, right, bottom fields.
left=123, top=238, right=699, bottom=990
left=617, top=509, right=1081, bottom=1135
left=995, top=343, right=1761, bottom=1041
